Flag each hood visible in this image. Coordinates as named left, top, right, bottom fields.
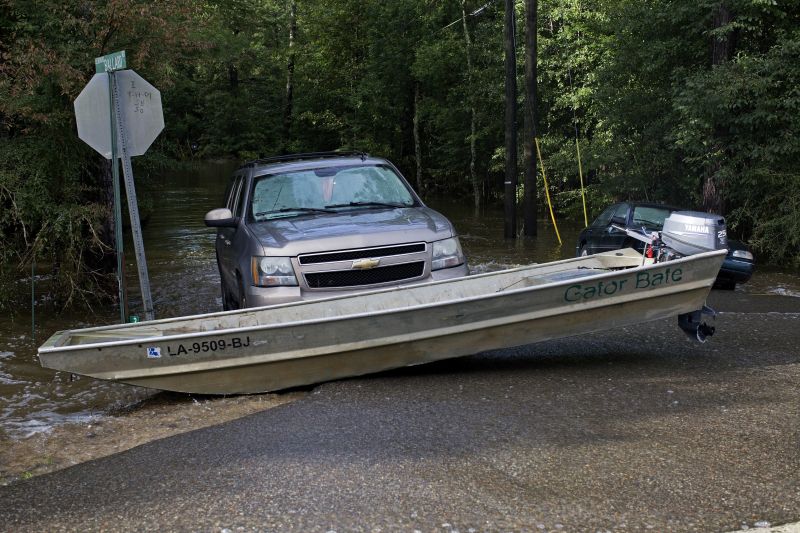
left=248, top=207, right=455, bottom=255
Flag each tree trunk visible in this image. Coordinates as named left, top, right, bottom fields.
left=711, top=3, right=736, bottom=66
left=413, top=82, right=425, bottom=196
left=461, top=0, right=479, bottom=210
left=281, top=0, right=297, bottom=155
left=704, top=2, right=735, bottom=214
left=503, top=0, right=517, bottom=238
left=228, top=64, right=239, bottom=93
left=522, top=0, right=537, bottom=236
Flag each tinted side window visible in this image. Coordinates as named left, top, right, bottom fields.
left=226, top=176, right=243, bottom=212
left=233, top=176, right=247, bottom=217
left=223, top=176, right=236, bottom=207
left=592, top=205, right=617, bottom=227
left=612, top=203, right=630, bottom=223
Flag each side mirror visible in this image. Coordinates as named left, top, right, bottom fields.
left=204, top=208, right=237, bottom=228
left=610, top=216, right=626, bottom=226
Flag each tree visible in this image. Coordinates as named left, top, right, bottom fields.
left=503, top=0, right=518, bottom=238
left=523, top=0, right=538, bottom=236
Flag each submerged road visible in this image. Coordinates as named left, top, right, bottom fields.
left=1, top=291, right=799, bottom=532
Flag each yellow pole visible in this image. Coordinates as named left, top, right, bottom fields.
left=534, top=136, right=562, bottom=245
left=576, top=137, right=588, bottom=227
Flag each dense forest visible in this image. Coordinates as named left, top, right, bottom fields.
left=1, top=0, right=799, bottom=308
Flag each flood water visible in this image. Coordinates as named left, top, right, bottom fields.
left=1, top=161, right=799, bottom=439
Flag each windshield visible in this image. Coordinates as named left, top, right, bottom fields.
left=631, top=206, right=674, bottom=229
left=251, top=164, right=416, bottom=220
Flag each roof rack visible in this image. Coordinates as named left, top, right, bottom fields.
left=241, top=151, right=369, bottom=169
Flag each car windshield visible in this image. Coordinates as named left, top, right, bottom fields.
left=251, top=164, right=415, bottom=220
left=631, top=206, right=674, bottom=229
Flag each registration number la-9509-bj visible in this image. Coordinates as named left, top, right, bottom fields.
left=148, top=336, right=252, bottom=358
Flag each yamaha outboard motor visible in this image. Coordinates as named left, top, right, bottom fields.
left=661, top=211, right=727, bottom=256
left=614, top=211, right=727, bottom=342
left=661, top=211, right=727, bottom=342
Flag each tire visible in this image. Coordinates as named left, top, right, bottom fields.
left=237, top=276, right=248, bottom=309
left=579, top=244, right=589, bottom=257
left=221, top=282, right=236, bottom=311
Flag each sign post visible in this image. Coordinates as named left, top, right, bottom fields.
left=75, top=51, right=164, bottom=322
left=105, top=53, right=126, bottom=323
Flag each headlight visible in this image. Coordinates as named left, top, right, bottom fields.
left=251, top=256, right=298, bottom=287
left=432, top=237, right=465, bottom=271
left=732, top=249, right=754, bottom=261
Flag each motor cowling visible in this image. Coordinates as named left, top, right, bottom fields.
left=661, top=211, right=727, bottom=256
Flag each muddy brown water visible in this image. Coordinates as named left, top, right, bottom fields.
left=1, top=161, right=799, bottom=440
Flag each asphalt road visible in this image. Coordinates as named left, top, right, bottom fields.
left=1, top=291, right=799, bottom=532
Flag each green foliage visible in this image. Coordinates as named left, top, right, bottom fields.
left=2, top=0, right=799, bottom=309
left=673, top=27, right=800, bottom=264
left=0, top=0, right=198, bottom=309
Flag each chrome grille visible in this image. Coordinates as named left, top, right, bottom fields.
left=299, top=243, right=426, bottom=265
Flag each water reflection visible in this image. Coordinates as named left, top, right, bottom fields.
left=0, top=161, right=236, bottom=439
left=427, top=198, right=581, bottom=271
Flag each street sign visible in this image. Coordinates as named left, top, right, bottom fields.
left=95, top=51, right=127, bottom=73
left=115, top=70, right=165, bottom=157
left=74, top=73, right=112, bottom=157
left=74, top=63, right=163, bottom=322
left=74, top=71, right=164, bottom=159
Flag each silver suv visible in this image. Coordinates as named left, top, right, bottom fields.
left=205, top=152, right=468, bottom=309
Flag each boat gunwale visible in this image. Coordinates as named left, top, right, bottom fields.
left=55, top=250, right=641, bottom=333
left=38, top=249, right=727, bottom=355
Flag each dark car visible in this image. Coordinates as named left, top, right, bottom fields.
left=575, top=202, right=754, bottom=289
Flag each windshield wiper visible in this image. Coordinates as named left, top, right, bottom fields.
left=325, top=201, right=409, bottom=209
left=254, top=207, right=335, bottom=218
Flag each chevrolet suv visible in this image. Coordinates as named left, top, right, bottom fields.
left=205, top=152, right=468, bottom=309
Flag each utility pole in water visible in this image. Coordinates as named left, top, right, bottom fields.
left=503, top=0, right=518, bottom=239
left=523, top=0, right=538, bottom=237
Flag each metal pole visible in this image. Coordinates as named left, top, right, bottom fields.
left=108, top=72, right=126, bottom=324
left=503, top=0, right=518, bottom=239
left=111, top=74, right=155, bottom=321
left=523, top=0, right=538, bottom=237
left=31, top=258, right=35, bottom=341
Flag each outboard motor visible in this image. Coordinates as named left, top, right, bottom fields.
left=613, top=211, right=727, bottom=343
left=661, top=211, right=727, bottom=342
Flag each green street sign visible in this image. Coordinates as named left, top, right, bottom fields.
left=95, top=50, right=127, bottom=73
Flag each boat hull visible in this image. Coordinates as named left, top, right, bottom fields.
left=38, top=249, right=725, bottom=394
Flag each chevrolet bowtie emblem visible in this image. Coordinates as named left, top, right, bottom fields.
left=352, top=258, right=380, bottom=270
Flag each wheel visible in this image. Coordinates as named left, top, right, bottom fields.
left=237, top=276, right=248, bottom=309
left=579, top=244, right=589, bottom=257
left=221, top=281, right=237, bottom=311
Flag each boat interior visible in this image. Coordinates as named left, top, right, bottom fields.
left=51, top=249, right=646, bottom=348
